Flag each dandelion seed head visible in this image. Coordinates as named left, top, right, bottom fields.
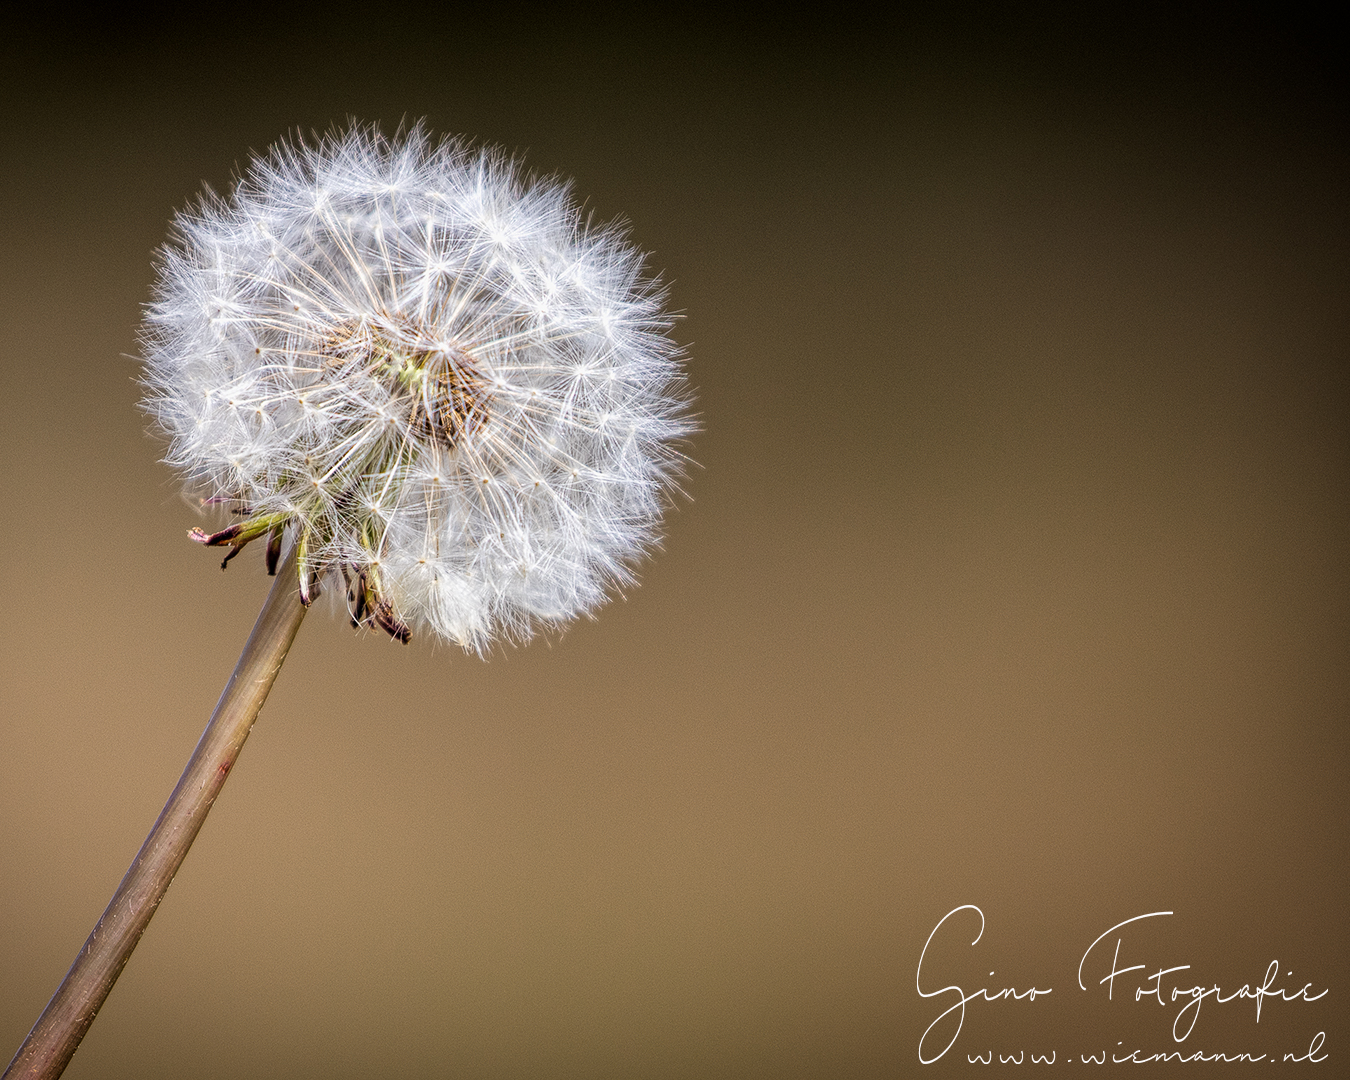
left=141, top=123, right=691, bottom=651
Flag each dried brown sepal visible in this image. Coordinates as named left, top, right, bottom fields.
left=189, top=525, right=249, bottom=571
left=339, top=566, right=409, bottom=643
left=373, top=602, right=411, bottom=644
left=265, top=529, right=283, bottom=576
left=191, top=516, right=290, bottom=571
left=189, top=524, right=244, bottom=547
left=349, top=569, right=370, bottom=625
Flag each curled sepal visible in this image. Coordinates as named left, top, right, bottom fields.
left=189, top=512, right=291, bottom=571
left=373, top=602, right=411, bottom=644
left=296, top=527, right=321, bottom=607
left=343, top=566, right=411, bottom=644
left=265, top=528, right=284, bottom=576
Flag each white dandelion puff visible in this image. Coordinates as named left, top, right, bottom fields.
left=140, top=123, right=692, bottom=651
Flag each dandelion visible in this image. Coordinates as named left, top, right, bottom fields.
left=3, top=125, right=690, bottom=1080
left=143, top=123, right=689, bottom=650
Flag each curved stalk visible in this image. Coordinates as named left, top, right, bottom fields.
left=3, top=543, right=308, bottom=1080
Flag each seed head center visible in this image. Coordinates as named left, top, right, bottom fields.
left=319, top=316, right=489, bottom=450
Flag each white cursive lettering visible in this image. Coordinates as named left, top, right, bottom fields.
left=916, top=906, right=1052, bottom=1063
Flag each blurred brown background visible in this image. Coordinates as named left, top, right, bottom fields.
left=1, top=6, right=1345, bottom=1077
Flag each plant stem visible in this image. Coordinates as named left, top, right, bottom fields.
left=3, top=543, right=308, bottom=1080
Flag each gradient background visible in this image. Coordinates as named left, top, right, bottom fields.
left=1, top=7, right=1345, bottom=1077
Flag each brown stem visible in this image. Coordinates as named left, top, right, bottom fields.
left=3, top=542, right=308, bottom=1080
